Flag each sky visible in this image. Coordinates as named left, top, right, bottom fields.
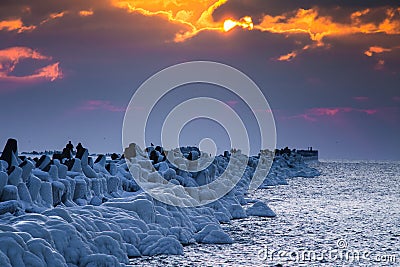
left=0, top=0, right=399, bottom=160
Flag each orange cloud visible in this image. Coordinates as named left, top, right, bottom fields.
left=256, top=7, right=400, bottom=61
left=79, top=9, right=94, bottom=17
left=256, top=8, right=400, bottom=46
left=0, top=18, right=36, bottom=33
left=364, top=46, right=392, bottom=56
left=0, top=63, right=62, bottom=83
left=0, top=11, right=68, bottom=34
left=34, top=62, right=62, bottom=81
left=0, top=47, right=62, bottom=83
left=350, top=8, right=370, bottom=24
left=277, top=51, right=298, bottom=62
left=0, top=47, right=50, bottom=71
left=276, top=44, right=313, bottom=62
left=112, top=0, right=229, bottom=42
left=40, top=11, right=68, bottom=25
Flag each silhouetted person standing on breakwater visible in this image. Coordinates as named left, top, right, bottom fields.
left=66, top=141, right=74, bottom=153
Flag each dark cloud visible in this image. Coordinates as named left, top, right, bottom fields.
left=213, top=0, right=400, bottom=24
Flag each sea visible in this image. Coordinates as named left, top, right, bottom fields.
left=129, top=160, right=400, bottom=266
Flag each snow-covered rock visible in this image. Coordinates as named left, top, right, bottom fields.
left=246, top=201, right=276, bottom=217
left=0, top=139, right=321, bottom=266
left=1, top=185, right=18, bottom=201
left=8, top=166, right=22, bottom=186
left=0, top=172, right=8, bottom=195
left=195, top=223, right=233, bottom=244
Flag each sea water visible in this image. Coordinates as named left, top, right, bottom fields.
left=129, top=160, right=400, bottom=266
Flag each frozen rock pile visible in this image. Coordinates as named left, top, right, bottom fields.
left=258, top=152, right=321, bottom=188
left=0, top=139, right=319, bottom=266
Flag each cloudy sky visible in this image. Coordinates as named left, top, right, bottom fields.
left=0, top=0, right=399, bottom=159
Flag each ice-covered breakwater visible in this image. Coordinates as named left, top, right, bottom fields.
left=0, top=139, right=319, bottom=266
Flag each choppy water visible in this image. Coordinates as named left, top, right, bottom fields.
left=129, top=160, right=400, bottom=266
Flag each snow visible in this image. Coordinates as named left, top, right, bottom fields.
left=0, top=140, right=320, bottom=266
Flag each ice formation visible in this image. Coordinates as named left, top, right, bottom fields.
left=0, top=139, right=319, bottom=266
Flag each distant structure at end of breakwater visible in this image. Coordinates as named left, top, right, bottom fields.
left=275, top=146, right=318, bottom=161
left=296, top=147, right=319, bottom=161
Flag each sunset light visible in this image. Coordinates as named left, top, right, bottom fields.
left=223, top=16, right=253, bottom=32
left=223, top=19, right=236, bottom=32
left=0, top=1, right=400, bottom=265
left=110, top=1, right=400, bottom=59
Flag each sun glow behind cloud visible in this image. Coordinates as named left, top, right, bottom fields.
left=223, top=16, right=253, bottom=32
left=111, top=1, right=400, bottom=61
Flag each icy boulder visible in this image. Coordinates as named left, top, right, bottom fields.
left=39, top=182, right=53, bottom=208
left=228, top=204, right=247, bottom=219
left=0, top=200, right=20, bottom=215
left=20, top=160, right=34, bottom=182
left=51, top=181, right=65, bottom=206
left=1, top=185, right=18, bottom=201
left=0, top=232, right=49, bottom=267
left=169, top=227, right=195, bottom=245
left=73, top=178, right=87, bottom=200
left=0, top=171, right=8, bottom=194
left=93, top=235, right=129, bottom=264
left=80, top=254, right=121, bottom=267
left=194, top=224, right=233, bottom=244
left=140, top=236, right=183, bottom=256
left=17, top=183, right=32, bottom=205
left=26, top=175, right=41, bottom=203
left=70, top=159, right=82, bottom=173
left=104, top=198, right=156, bottom=224
left=246, top=201, right=276, bottom=217
left=36, top=155, right=51, bottom=170
left=26, top=238, right=67, bottom=266
left=48, top=165, right=59, bottom=180
left=7, top=166, right=22, bottom=186
left=81, top=150, right=98, bottom=178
